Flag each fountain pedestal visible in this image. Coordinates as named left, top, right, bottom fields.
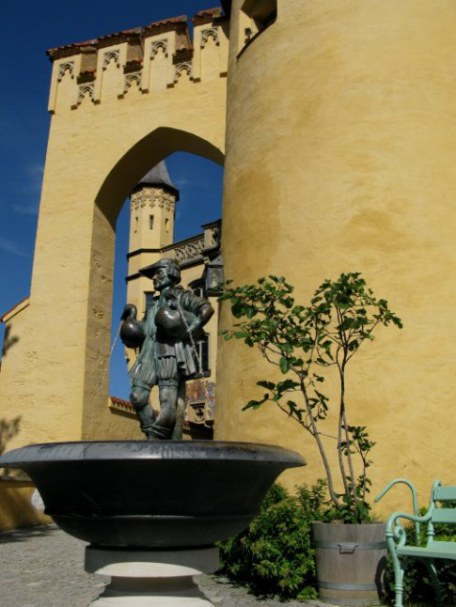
left=86, top=546, right=218, bottom=606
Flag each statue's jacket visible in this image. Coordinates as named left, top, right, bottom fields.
left=129, top=286, right=207, bottom=386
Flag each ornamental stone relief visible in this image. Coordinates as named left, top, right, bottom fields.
left=103, top=50, right=120, bottom=70
left=77, top=84, right=94, bottom=105
left=174, top=237, right=205, bottom=264
left=206, top=226, right=221, bottom=248
left=131, top=199, right=145, bottom=211
left=152, top=200, right=174, bottom=211
left=130, top=195, right=175, bottom=213
left=150, top=40, right=168, bottom=58
left=174, top=62, right=192, bottom=83
left=200, top=28, right=220, bottom=48
left=124, top=72, right=142, bottom=94
left=57, top=61, right=75, bottom=82
left=132, top=189, right=176, bottom=202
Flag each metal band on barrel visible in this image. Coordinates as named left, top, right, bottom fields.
left=319, top=581, right=380, bottom=591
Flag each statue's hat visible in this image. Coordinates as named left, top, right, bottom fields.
left=139, top=258, right=180, bottom=280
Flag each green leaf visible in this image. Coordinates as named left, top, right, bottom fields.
left=242, top=398, right=267, bottom=410
left=257, top=380, right=275, bottom=390
left=277, top=379, right=300, bottom=393
left=280, top=342, right=294, bottom=354
left=280, top=357, right=290, bottom=374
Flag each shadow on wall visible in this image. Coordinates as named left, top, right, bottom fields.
left=0, top=416, right=21, bottom=456
left=1, top=325, right=19, bottom=357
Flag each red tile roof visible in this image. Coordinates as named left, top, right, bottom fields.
left=47, top=16, right=190, bottom=61
left=192, top=7, right=224, bottom=26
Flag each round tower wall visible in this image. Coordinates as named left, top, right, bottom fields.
left=216, top=0, right=456, bottom=511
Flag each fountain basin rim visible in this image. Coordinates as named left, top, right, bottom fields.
left=0, top=440, right=306, bottom=548
left=0, top=440, right=305, bottom=468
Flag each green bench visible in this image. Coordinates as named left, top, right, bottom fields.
left=375, top=479, right=456, bottom=607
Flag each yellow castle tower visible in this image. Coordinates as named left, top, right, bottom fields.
left=126, top=162, right=180, bottom=315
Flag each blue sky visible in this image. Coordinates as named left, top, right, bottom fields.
left=0, top=1, right=224, bottom=398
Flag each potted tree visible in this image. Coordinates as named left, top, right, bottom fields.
left=220, top=272, right=402, bottom=606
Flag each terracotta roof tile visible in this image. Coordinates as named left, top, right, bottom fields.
left=110, top=396, right=133, bottom=407
left=192, top=7, right=224, bottom=26
left=47, top=16, right=190, bottom=61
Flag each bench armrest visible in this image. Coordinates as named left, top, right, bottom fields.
left=386, top=510, right=432, bottom=549
left=375, top=478, right=421, bottom=541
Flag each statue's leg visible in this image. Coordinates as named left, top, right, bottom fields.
left=148, top=382, right=178, bottom=439
left=171, top=381, right=186, bottom=440
left=147, top=356, right=179, bottom=440
left=130, top=384, right=155, bottom=438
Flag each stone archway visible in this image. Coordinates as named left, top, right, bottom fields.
left=0, top=9, right=228, bottom=447
left=83, top=129, right=224, bottom=438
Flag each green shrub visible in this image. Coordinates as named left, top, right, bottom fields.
left=220, top=485, right=456, bottom=604
left=218, top=482, right=326, bottom=600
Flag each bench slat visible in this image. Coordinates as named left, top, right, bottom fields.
left=398, top=541, right=456, bottom=560
left=430, top=508, right=456, bottom=524
left=433, top=486, right=456, bottom=501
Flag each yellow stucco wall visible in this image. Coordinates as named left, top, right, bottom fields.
left=216, top=0, right=456, bottom=516
left=3, top=1, right=456, bottom=524
left=0, top=15, right=227, bottom=452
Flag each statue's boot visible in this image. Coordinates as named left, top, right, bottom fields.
left=148, top=422, right=173, bottom=440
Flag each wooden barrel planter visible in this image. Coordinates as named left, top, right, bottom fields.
left=312, top=522, right=387, bottom=606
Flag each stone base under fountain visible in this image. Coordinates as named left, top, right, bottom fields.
left=86, top=546, right=218, bottom=606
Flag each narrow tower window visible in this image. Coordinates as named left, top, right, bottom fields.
left=149, top=215, right=154, bottom=230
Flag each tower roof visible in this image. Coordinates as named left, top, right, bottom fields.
left=139, top=161, right=175, bottom=188
left=134, top=161, right=179, bottom=200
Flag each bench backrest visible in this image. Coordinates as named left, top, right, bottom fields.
left=430, top=483, right=456, bottom=525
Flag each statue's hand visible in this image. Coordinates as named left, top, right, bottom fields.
left=187, top=319, right=202, bottom=336
left=121, top=304, right=137, bottom=321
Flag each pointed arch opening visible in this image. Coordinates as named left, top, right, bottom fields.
left=82, top=127, right=224, bottom=439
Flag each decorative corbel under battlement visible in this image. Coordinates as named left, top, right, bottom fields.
left=102, top=49, right=121, bottom=71
left=150, top=40, right=169, bottom=58
left=141, top=15, right=190, bottom=92
left=170, top=48, right=194, bottom=85
left=48, top=53, right=83, bottom=112
left=122, top=71, right=142, bottom=96
left=76, top=83, right=95, bottom=107
left=191, top=9, right=229, bottom=81
left=57, top=61, right=75, bottom=82
left=46, top=11, right=228, bottom=112
left=173, top=61, right=193, bottom=84
left=200, top=28, right=220, bottom=48
left=141, top=35, right=175, bottom=92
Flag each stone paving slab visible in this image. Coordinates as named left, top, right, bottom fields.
left=0, top=525, right=335, bottom=607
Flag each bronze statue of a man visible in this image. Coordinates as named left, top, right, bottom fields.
left=120, top=258, right=214, bottom=440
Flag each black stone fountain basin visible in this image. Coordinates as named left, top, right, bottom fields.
left=0, top=440, right=305, bottom=548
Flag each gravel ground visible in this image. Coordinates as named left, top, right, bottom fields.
left=0, top=525, right=334, bottom=607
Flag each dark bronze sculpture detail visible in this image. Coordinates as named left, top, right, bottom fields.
left=120, top=258, right=214, bottom=440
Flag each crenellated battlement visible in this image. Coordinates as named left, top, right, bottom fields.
left=47, top=8, right=228, bottom=113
